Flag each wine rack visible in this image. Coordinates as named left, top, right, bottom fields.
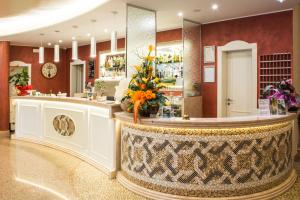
left=259, top=53, right=292, bottom=98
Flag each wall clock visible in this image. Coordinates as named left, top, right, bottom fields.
left=42, top=62, right=57, bottom=79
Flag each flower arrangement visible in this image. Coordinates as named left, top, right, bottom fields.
left=122, top=45, right=167, bottom=123
left=9, top=68, right=32, bottom=96
left=263, top=78, right=300, bottom=112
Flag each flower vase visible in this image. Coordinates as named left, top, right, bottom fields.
left=270, top=98, right=278, bottom=115
left=139, top=104, right=160, bottom=118
left=16, top=85, right=28, bottom=96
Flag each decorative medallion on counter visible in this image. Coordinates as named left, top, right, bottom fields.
left=120, top=122, right=293, bottom=197
left=53, top=115, right=75, bottom=136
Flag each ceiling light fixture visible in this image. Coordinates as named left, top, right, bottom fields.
left=277, top=0, right=286, bottom=3
left=71, top=36, right=76, bottom=40
left=39, top=33, right=44, bottom=64
left=177, top=12, right=183, bottom=17
left=54, top=44, right=60, bottom=62
left=90, top=19, right=97, bottom=58
left=58, top=40, right=63, bottom=43
left=47, top=42, right=51, bottom=46
left=87, top=33, right=91, bottom=37
left=111, top=11, right=118, bottom=53
left=72, top=38, right=78, bottom=61
left=212, top=4, right=219, bottom=10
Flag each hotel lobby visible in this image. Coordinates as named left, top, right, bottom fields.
left=1, top=0, right=300, bottom=199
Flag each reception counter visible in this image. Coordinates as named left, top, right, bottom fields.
left=11, top=96, right=122, bottom=178
left=115, top=112, right=298, bottom=200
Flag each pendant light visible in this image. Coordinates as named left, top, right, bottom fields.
left=90, top=19, right=97, bottom=58
left=90, top=36, right=96, bottom=58
left=111, top=31, right=117, bottom=53
left=72, top=37, right=78, bottom=60
left=54, top=44, right=60, bottom=62
left=39, top=33, right=44, bottom=64
left=111, top=11, right=118, bottom=53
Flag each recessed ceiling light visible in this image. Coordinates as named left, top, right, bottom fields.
left=212, top=4, right=219, bottom=10
left=193, top=9, right=201, bottom=13
left=277, top=0, right=286, bottom=3
left=104, top=29, right=108, bottom=33
left=87, top=33, right=91, bottom=37
left=47, top=42, right=51, bottom=46
left=58, top=40, right=63, bottom=43
left=72, top=36, right=76, bottom=40
left=54, top=30, right=60, bottom=33
left=72, top=25, right=78, bottom=29
left=177, top=12, right=183, bottom=17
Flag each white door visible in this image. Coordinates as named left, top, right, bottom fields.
left=226, top=50, right=253, bottom=117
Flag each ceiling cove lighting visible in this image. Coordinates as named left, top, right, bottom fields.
left=54, top=44, right=60, bottom=62
left=212, top=4, right=219, bottom=10
left=72, top=38, right=78, bottom=60
left=39, top=33, right=44, bottom=64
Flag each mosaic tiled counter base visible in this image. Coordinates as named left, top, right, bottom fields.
left=116, top=113, right=298, bottom=200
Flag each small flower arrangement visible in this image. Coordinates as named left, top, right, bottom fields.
left=263, top=78, right=300, bottom=112
left=122, top=45, right=167, bottom=123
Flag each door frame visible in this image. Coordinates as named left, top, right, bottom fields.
left=217, top=40, right=257, bottom=117
left=70, top=59, right=86, bottom=97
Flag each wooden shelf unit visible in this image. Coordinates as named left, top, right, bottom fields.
left=259, top=53, right=292, bottom=98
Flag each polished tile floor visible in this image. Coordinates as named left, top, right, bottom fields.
left=0, top=134, right=300, bottom=200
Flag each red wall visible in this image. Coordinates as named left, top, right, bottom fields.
left=201, top=11, right=293, bottom=117
left=157, top=28, right=182, bottom=43
left=10, top=46, right=68, bottom=94
left=0, top=41, right=10, bottom=131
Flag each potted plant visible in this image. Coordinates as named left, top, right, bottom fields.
left=122, top=45, right=168, bottom=123
left=94, top=80, right=105, bottom=97
left=263, top=78, right=300, bottom=113
left=9, top=68, right=32, bottom=96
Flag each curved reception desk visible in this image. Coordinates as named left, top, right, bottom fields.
left=115, top=113, right=298, bottom=200
left=11, top=96, right=122, bottom=178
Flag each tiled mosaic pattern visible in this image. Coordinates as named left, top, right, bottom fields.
left=121, top=122, right=293, bottom=197
left=53, top=115, right=75, bottom=136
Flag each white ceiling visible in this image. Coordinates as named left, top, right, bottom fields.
left=0, top=0, right=299, bottom=48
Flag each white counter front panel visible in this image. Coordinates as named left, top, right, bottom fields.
left=15, top=99, right=117, bottom=177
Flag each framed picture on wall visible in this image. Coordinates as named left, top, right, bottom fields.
left=88, top=59, right=95, bottom=79
left=204, top=65, right=215, bottom=83
left=204, top=46, right=215, bottom=63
